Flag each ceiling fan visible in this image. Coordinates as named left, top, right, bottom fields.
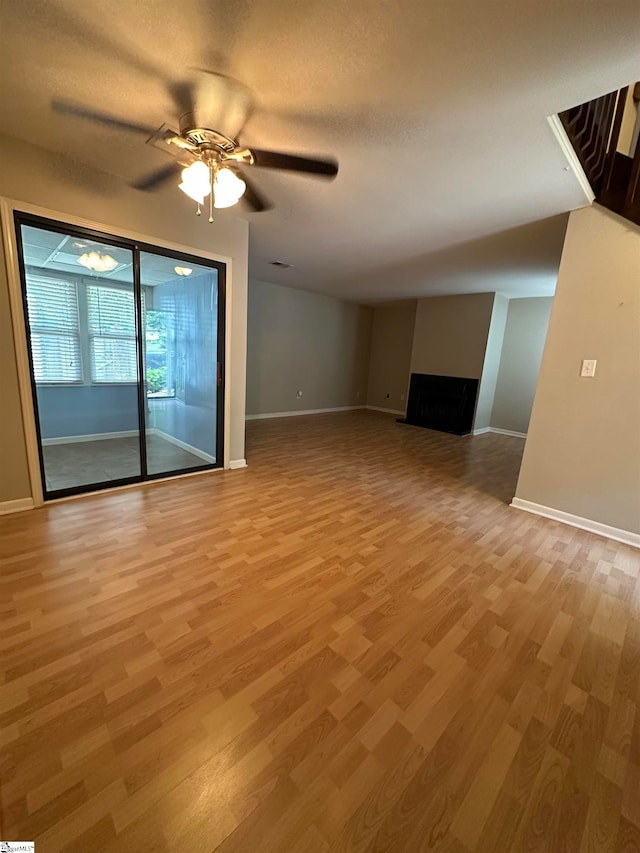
left=52, top=72, right=338, bottom=220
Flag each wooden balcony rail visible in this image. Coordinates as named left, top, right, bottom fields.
left=559, top=85, right=640, bottom=227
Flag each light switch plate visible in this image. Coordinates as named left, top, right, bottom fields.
left=580, top=359, right=597, bottom=377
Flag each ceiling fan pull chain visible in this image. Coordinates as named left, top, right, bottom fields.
left=196, top=202, right=201, bottom=216
left=209, top=162, right=215, bottom=223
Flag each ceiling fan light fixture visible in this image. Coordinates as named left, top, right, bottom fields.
left=77, top=251, right=118, bottom=272
left=213, top=167, right=246, bottom=209
left=178, top=160, right=211, bottom=203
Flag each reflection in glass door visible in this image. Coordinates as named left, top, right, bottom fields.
left=18, top=221, right=142, bottom=496
left=140, top=252, right=220, bottom=476
left=16, top=213, right=225, bottom=500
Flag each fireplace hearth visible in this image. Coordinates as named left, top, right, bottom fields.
left=398, top=373, right=479, bottom=435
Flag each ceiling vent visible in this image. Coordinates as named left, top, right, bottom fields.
left=270, top=261, right=293, bottom=269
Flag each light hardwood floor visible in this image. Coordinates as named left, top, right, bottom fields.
left=1, top=411, right=639, bottom=851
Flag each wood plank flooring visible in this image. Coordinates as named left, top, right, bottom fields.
left=1, top=410, right=639, bottom=851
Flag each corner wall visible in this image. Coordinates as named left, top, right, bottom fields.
left=491, top=297, right=553, bottom=434
left=0, top=251, right=30, bottom=501
left=246, top=279, right=372, bottom=416
left=0, top=133, right=249, bottom=504
left=366, top=301, right=416, bottom=412
left=474, top=293, right=508, bottom=430
left=409, top=293, right=496, bottom=380
left=515, top=205, right=640, bottom=535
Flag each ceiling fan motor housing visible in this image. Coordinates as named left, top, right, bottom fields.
left=178, top=112, right=237, bottom=153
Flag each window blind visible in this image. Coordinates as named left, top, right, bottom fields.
left=87, top=284, right=140, bottom=383
left=25, top=276, right=82, bottom=383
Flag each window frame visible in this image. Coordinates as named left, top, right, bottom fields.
left=85, top=281, right=142, bottom=386
left=23, top=266, right=142, bottom=388
left=23, top=272, right=84, bottom=385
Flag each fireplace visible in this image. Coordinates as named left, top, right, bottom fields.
left=398, top=373, right=479, bottom=435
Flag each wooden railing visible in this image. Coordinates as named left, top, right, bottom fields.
left=559, top=85, right=640, bottom=226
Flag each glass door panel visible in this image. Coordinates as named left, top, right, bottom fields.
left=140, top=251, right=219, bottom=476
left=18, top=221, right=142, bottom=496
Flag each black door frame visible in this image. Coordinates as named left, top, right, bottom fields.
left=14, top=211, right=226, bottom=500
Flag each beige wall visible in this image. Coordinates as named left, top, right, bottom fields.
left=491, top=297, right=553, bottom=434
left=0, top=133, right=249, bottom=503
left=409, top=293, right=497, bottom=429
left=366, top=301, right=417, bottom=412
left=617, top=86, right=638, bottom=156
left=0, top=252, right=31, bottom=500
left=246, top=279, right=372, bottom=416
left=516, top=205, right=640, bottom=533
left=474, top=293, right=508, bottom=431
left=410, top=293, right=496, bottom=380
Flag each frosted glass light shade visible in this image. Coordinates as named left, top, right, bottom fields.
left=178, top=161, right=211, bottom=203
left=77, top=251, right=118, bottom=272
left=214, top=167, right=246, bottom=208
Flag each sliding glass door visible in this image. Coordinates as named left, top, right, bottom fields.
left=15, top=214, right=225, bottom=499
left=140, top=251, right=221, bottom=477
left=18, top=222, right=142, bottom=494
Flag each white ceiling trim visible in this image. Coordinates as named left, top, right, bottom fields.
left=546, top=115, right=595, bottom=207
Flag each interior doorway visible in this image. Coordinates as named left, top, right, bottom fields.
left=15, top=213, right=225, bottom=499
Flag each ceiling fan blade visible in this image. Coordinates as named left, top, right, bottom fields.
left=239, top=172, right=272, bottom=212
left=52, top=99, right=159, bottom=136
left=131, top=161, right=182, bottom=191
left=248, top=148, right=338, bottom=178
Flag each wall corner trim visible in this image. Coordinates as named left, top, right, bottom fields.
left=510, top=497, right=640, bottom=549
left=0, top=497, right=35, bottom=516
left=472, top=427, right=527, bottom=438
left=547, top=115, right=595, bottom=205
left=229, top=459, right=247, bottom=469
left=490, top=428, right=527, bottom=439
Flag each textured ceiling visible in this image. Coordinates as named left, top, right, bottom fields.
left=1, top=0, right=639, bottom=300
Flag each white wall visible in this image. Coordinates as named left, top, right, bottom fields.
left=515, top=205, right=640, bottom=534
left=0, top=132, right=249, bottom=503
left=491, top=297, right=553, bottom=434
left=246, top=279, right=372, bottom=416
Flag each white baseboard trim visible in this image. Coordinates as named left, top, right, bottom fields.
left=42, top=430, right=139, bottom=445
left=229, top=458, right=247, bottom=469
left=472, top=427, right=527, bottom=438
left=510, top=498, right=640, bottom=549
left=0, top=497, right=34, bottom=515
left=490, top=428, right=527, bottom=439
left=151, top=429, right=216, bottom=464
left=246, top=406, right=364, bottom=421
left=366, top=405, right=405, bottom=415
